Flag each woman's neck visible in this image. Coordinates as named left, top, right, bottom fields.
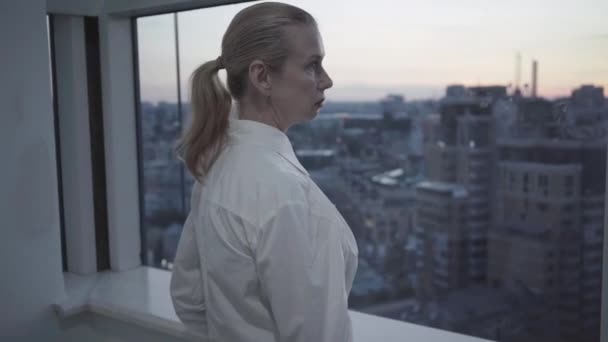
left=236, top=103, right=289, bottom=132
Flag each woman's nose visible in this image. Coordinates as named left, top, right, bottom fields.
left=320, top=69, right=333, bottom=90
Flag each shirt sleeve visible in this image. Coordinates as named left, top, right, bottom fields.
left=255, top=201, right=353, bottom=342
left=170, top=185, right=208, bottom=335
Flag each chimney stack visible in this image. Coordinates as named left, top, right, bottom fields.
left=531, top=60, right=538, bottom=98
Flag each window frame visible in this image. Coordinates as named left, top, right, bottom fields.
left=67, top=1, right=608, bottom=341
left=52, top=14, right=105, bottom=274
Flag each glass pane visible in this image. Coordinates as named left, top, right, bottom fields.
left=136, top=14, right=184, bottom=269
left=136, top=1, right=606, bottom=340
left=279, top=2, right=604, bottom=342
left=177, top=2, right=253, bottom=215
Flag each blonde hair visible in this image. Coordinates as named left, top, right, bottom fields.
left=176, top=2, right=317, bottom=181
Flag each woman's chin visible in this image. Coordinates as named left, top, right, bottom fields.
left=309, top=109, right=320, bottom=120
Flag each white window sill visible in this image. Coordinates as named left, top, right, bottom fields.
left=54, top=267, right=491, bottom=342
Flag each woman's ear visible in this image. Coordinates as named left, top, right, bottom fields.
left=248, top=59, right=272, bottom=97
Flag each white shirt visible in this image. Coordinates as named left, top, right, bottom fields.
left=170, top=118, right=359, bottom=342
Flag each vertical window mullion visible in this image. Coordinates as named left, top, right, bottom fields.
left=174, top=12, right=186, bottom=217
left=131, top=17, right=148, bottom=266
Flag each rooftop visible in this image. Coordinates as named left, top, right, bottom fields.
left=416, top=181, right=468, bottom=198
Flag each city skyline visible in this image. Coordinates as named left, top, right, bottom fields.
left=137, top=0, right=608, bottom=103
left=139, top=84, right=607, bottom=342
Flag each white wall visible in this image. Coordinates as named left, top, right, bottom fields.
left=98, top=14, right=143, bottom=271
left=47, top=0, right=104, bottom=16
left=104, top=0, right=252, bottom=16
left=0, top=1, right=186, bottom=340
left=0, top=0, right=66, bottom=340
left=47, top=0, right=251, bottom=17
left=60, top=313, right=187, bottom=342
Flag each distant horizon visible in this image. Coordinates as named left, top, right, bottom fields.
left=140, top=81, right=597, bottom=105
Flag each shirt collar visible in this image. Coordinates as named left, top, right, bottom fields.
left=227, top=118, right=309, bottom=176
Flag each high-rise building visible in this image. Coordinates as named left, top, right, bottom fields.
left=571, top=85, right=605, bottom=109
left=490, top=139, right=605, bottom=342
left=419, top=86, right=504, bottom=288
left=566, top=85, right=608, bottom=128
left=381, top=94, right=406, bottom=114
left=415, top=181, right=469, bottom=296
left=415, top=83, right=604, bottom=341
left=380, top=94, right=410, bottom=131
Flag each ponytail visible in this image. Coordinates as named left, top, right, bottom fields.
left=177, top=2, right=317, bottom=182
left=176, top=58, right=231, bottom=182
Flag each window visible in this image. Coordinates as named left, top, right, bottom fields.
left=565, top=175, right=574, bottom=196
left=538, top=174, right=548, bottom=188
left=538, top=174, right=549, bottom=196
left=136, top=13, right=186, bottom=269
left=133, top=1, right=606, bottom=341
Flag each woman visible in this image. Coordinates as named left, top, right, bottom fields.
left=170, top=2, right=359, bottom=341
